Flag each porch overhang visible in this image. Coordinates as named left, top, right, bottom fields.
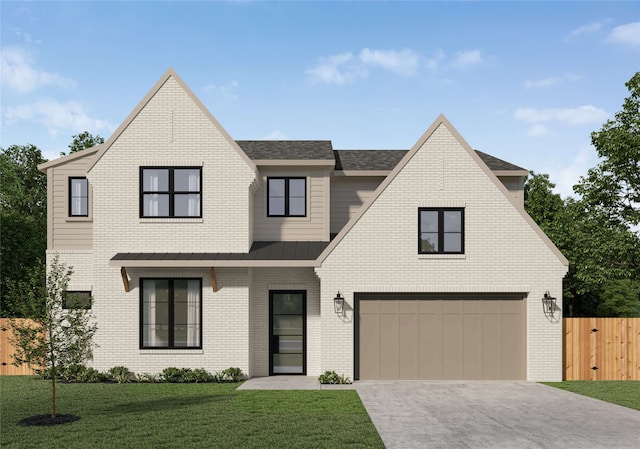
left=109, top=241, right=330, bottom=268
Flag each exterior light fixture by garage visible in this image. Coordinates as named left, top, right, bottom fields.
left=542, top=291, right=556, bottom=318
left=334, top=292, right=345, bottom=316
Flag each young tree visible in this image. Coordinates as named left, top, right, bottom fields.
left=9, top=254, right=97, bottom=420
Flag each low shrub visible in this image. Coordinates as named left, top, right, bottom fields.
left=318, top=370, right=352, bottom=384
left=136, top=372, right=160, bottom=383
left=107, top=366, right=131, bottom=383
left=224, top=367, right=245, bottom=382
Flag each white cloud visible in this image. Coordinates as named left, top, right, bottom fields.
left=606, top=22, right=640, bottom=49
left=527, top=124, right=548, bottom=137
left=566, top=21, right=605, bottom=39
left=514, top=105, right=608, bottom=126
left=203, top=80, right=239, bottom=99
left=306, top=52, right=367, bottom=85
left=359, top=48, right=419, bottom=76
left=524, top=74, right=581, bottom=89
left=262, top=130, right=288, bottom=140
left=1, top=47, right=74, bottom=93
left=450, top=50, right=482, bottom=69
left=546, top=147, right=597, bottom=198
left=4, top=99, right=115, bottom=136
left=425, top=49, right=445, bottom=71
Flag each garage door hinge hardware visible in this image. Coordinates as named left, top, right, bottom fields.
left=591, top=328, right=599, bottom=333
left=591, top=366, right=599, bottom=370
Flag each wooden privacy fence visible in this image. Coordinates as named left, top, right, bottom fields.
left=0, top=318, right=41, bottom=375
left=564, top=318, right=640, bottom=380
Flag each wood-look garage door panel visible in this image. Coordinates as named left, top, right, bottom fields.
left=419, top=312, right=443, bottom=378
left=399, top=313, right=419, bottom=379
left=359, top=313, right=381, bottom=379
left=442, top=313, right=463, bottom=379
left=358, top=295, right=525, bottom=380
left=463, top=314, right=483, bottom=380
left=380, top=310, right=400, bottom=379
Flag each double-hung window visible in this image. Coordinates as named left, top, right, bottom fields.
left=140, top=167, right=201, bottom=218
left=267, top=177, right=306, bottom=217
left=419, top=208, right=464, bottom=254
left=141, top=278, right=202, bottom=349
left=69, top=177, right=89, bottom=217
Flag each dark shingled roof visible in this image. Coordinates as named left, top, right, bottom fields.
left=236, top=140, right=334, bottom=160
left=334, top=150, right=408, bottom=171
left=475, top=150, right=526, bottom=172
left=111, top=240, right=331, bottom=263
left=235, top=140, right=525, bottom=172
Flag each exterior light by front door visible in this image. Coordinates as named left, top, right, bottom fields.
left=542, top=291, right=556, bottom=318
left=334, top=292, right=345, bottom=316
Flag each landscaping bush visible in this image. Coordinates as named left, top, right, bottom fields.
left=106, top=366, right=131, bottom=383
left=318, top=370, right=352, bottom=384
left=224, top=367, right=245, bottom=382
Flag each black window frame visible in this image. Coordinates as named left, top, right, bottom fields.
left=68, top=177, right=89, bottom=217
left=139, top=278, right=203, bottom=350
left=267, top=177, right=307, bottom=217
left=139, top=167, right=202, bottom=218
left=418, top=207, right=465, bottom=254
left=63, top=290, right=92, bottom=310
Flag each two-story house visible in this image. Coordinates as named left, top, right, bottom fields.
left=38, top=69, right=568, bottom=381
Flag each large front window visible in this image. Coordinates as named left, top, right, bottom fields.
left=419, top=208, right=464, bottom=254
left=140, top=167, right=202, bottom=217
left=141, top=278, right=202, bottom=349
left=267, top=177, right=306, bottom=217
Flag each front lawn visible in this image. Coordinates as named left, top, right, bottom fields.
left=542, top=381, right=640, bottom=411
left=0, top=376, right=384, bottom=449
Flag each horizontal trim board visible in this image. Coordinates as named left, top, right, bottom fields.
left=356, top=292, right=527, bottom=301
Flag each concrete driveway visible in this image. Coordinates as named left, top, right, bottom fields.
left=355, top=381, right=640, bottom=449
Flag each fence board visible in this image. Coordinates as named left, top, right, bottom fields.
left=0, top=318, right=41, bottom=375
left=564, top=318, right=640, bottom=380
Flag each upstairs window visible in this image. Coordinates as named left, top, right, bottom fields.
left=419, top=208, right=464, bottom=254
left=140, top=167, right=201, bottom=218
left=267, top=177, right=306, bottom=217
left=69, top=177, right=89, bottom=217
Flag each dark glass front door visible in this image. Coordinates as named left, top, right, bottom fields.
left=270, top=291, right=306, bottom=375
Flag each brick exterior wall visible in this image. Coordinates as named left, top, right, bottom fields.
left=316, top=123, right=567, bottom=381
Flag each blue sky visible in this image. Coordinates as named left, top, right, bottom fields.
left=1, top=1, right=638, bottom=197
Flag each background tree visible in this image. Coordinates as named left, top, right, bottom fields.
left=0, top=144, right=47, bottom=317
left=9, top=255, right=97, bottom=420
left=62, top=131, right=104, bottom=156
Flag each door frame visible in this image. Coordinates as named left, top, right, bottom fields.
left=269, top=290, right=307, bottom=376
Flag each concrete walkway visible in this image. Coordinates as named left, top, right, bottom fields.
left=354, top=380, right=640, bottom=449
left=237, top=375, right=355, bottom=390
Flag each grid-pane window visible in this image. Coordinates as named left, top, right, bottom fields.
left=69, top=177, right=89, bottom=217
left=140, top=167, right=201, bottom=217
left=419, top=208, right=464, bottom=254
left=267, top=177, right=306, bottom=217
left=141, top=279, right=201, bottom=349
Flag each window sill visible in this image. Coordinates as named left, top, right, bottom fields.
left=418, top=254, right=466, bottom=260
left=139, top=218, right=204, bottom=223
left=139, top=349, right=204, bottom=354
left=66, top=216, right=92, bottom=222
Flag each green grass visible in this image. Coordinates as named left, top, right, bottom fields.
left=542, top=381, right=640, bottom=411
left=0, top=376, right=384, bottom=449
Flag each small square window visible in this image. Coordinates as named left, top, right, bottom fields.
left=419, top=208, right=464, bottom=254
left=267, top=177, right=306, bottom=217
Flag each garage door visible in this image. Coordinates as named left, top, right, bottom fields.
left=356, top=293, right=525, bottom=380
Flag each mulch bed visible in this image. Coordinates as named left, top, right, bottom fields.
left=18, top=414, right=80, bottom=426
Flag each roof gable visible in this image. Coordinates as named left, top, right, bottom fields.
left=87, top=68, right=256, bottom=173
left=318, top=114, right=568, bottom=266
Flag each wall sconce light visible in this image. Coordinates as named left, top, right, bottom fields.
left=542, top=291, right=556, bottom=318
left=334, top=292, right=345, bottom=316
